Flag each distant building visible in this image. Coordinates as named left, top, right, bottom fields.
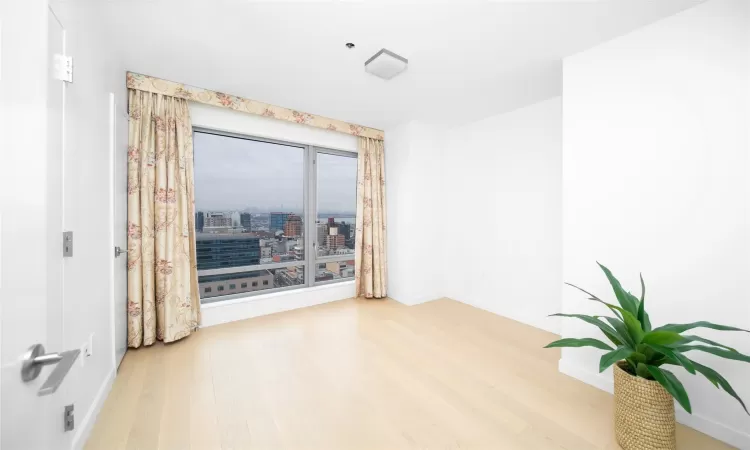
left=316, top=223, right=327, bottom=248
left=199, top=270, right=274, bottom=301
left=293, top=245, right=304, bottom=261
left=337, top=222, right=353, bottom=248
left=326, top=234, right=345, bottom=250
left=195, top=211, right=204, bottom=232
left=270, top=212, right=290, bottom=233
left=240, top=213, right=252, bottom=230
left=276, top=266, right=304, bottom=287
left=253, top=231, right=276, bottom=240
left=195, top=234, right=260, bottom=270
left=205, top=212, right=232, bottom=227
left=284, top=214, right=303, bottom=237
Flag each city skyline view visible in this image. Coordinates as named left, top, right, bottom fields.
left=193, top=131, right=358, bottom=302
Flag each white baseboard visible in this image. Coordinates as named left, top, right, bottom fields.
left=201, top=281, right=355, bottom=328
left=558, top=359, right=750, bottom=449
left=71, top=367, right=116, bottom=450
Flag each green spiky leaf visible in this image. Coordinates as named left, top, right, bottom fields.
left=544, top=338, right=614, bottom=351
left=677, top=345, right=750, bottom=363
left=655, top=321, right=749, bottom=334
left=636, top=362, right=652, bottom=379
left=565, top=282, right=624, bottom=320
left=604, top=317, right=635, bottom=349
left=647, top=366, right=692, bottom=413
left=597, top=262, right=639, bottom=317
left=690, top=361, right=748, bottom=415
left=550, top=314, right=623, bottom=346
left=676, top=335, right=737, bottom=352
left=600, top=347, right=633, bottom=372
left=637, top=273, right=651, bottom=331
left=647, top=344, right=695, bottom=374
left=641, top=331, right=683, bottom=346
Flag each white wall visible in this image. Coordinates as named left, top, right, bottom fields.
left=561, top=0, right=750, bottom=446
left=385, top=121, right=444, bottom=305
left=440, top=97, right=562, bottom=333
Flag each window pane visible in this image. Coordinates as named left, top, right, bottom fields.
left=193, top=131, right=306, bottom=302
left=316, top=152, right=356, bottom=259
left=314, top=261, right=355, bottom=282
left=198, top=265, right=305, bottom=304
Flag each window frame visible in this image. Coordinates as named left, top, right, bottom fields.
left=310, top=147, right=358, bottom=285
left=192, top=127, right=357, bottom=304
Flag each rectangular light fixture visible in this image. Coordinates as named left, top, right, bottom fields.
left=365, top=49, right=408, bottom=80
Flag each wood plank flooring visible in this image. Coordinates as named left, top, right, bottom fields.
left=85, top=298, right=733, bottom=449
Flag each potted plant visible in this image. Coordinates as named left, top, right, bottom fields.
left=546, top=263, right=749, bottom=450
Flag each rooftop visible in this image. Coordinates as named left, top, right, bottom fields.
left=196, top=233, right=261, bottom=241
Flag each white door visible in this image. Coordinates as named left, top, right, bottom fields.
left=0, top=3, right=72, bottom=449
left=111, top=94, right=128, bottom=369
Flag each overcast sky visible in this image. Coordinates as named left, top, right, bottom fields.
left=193, top=132, right=357, bottom=214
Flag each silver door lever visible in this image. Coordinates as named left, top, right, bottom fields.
left=114, top=246, right=128, bottom=257
left=21, top=344, right=80, bottom=396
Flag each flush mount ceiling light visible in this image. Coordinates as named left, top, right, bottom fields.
left=364, top=49, right=408, bottom=80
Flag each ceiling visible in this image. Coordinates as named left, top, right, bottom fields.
left=99, top=0, right=704, bottom=130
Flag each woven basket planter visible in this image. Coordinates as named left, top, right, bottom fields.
left=613, top=361, right=676, bottom=450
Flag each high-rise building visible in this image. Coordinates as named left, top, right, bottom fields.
left=195, top=211, right=204, bottom=232
left=195, top=234, right=260, bottom=270
left=326, top=234, right=345, bottom=250
left=270, top=212, right=290, bottom=233
left=284, top=214, right=302, bottom=237
left=240, top=213, right=252, bottom=230
left=316, top=223, right=328, bottom=248
left=338, top=222, right=353, bottom=248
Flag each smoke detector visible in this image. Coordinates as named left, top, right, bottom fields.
left=365, top=49, right=408, bottom=80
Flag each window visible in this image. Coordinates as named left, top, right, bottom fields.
left=193, top=129, right=356, bottom=303
left=314, top=150, right=357, bottom=282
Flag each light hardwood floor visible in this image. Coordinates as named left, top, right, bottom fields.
left=85, top=298, right=733, bottom=450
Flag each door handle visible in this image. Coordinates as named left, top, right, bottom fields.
left=114, top=246, right=128, bottom=257
left=21, top=344, right=80, bottom=396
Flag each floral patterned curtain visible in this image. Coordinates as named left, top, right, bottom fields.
left=127, top=89, right=200, bottom=347
left=354, top=137, right=387, bottom=298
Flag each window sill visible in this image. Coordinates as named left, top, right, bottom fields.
left=200, top=280, right=355, bottom=327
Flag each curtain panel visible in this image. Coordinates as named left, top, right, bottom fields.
left=127, top=89, right=200, bottom=347
left=354, top=137, right=388, bottom=298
